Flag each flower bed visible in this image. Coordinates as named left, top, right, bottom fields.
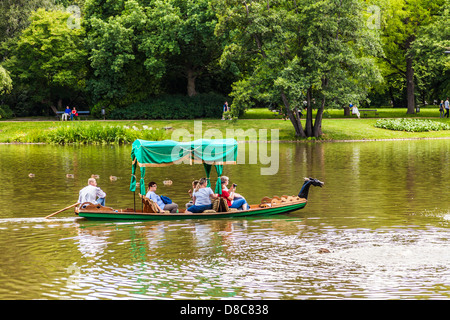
left=375, top=118, right=450, bottom=132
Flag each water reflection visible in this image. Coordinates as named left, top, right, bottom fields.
left=50, top=217, right=450, bottom=300
left=0, top=140, right=449, bottom=299
left=62, top=218, right=310, bottom=299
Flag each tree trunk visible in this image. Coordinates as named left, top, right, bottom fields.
left=389, top=87, right=396, bottom=108
left=405, top=36, right=415, bottom=114
left=305, top=87, right=313, bottom=137
left=42, top=98, right=58, bottom=115
left=343, top=106, right=350, bottom=116
left=313, top=97, right=325, bottom=138
left=187, top=68, right=197, bottom=97
left=313, top=78, right=328, bottom=138
left=49, top=104, right=58, bottom=115
left=281, top=91, right=305, bottom=137
left=406, top=56, right=416, bottom=114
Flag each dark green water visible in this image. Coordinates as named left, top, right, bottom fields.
left=0, top=140, right=449, bottom=299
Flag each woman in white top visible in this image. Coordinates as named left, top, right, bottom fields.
left=187, top=178, right=218, bottom=213
left=351, top=105, right=360, bottom=118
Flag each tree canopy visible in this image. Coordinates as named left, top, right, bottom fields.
left=374, top=0, right=449, bottom=111
left=3, top=8, right=87, bottom=115
left=0, top=0, right=448, bottom=137
left=215, top=0, right=383, bottom=137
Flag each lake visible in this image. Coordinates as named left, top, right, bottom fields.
left=0, top=139, right=449, bottom=300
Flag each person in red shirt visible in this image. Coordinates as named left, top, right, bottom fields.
left=71, top=107, right=78, bottom=120
left=219, top=176, right=248, bottom=210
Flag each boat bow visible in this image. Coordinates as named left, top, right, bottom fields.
left=298, top=177, right=324, bottom=199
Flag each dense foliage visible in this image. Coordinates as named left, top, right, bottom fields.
left=215, top=0, right=384, bottom=137
left=0, top=0, right=448, bottom=138
left=1, top=122, right=167, bottom=144
left=109, top=93, right=226, bottom=119
left=372, top=0, right=449, bottom=113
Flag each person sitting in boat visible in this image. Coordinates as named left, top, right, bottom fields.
left=185, top=179, right=199, bottom=209
left=219, top=176, right=248, bottom=210
left=78, top=178, right=106, bottom=207
left=220, top=176, right=247, bottom=204
left=146, top=181, right=178, bottom=213
left=186, top=177, right=218, bottom=213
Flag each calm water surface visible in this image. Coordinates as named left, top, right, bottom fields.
left=0, top=140, right=449, bottom=300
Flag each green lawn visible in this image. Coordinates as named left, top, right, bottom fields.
left=0, top=107, right=449, bottom=144
left=320, top=119, right=450, bottom=140
left=241, top=106, right=444, bottom=119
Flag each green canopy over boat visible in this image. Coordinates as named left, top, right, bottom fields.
left=129, top=139, right=238, bottom=196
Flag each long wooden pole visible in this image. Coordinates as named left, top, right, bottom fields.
left=45, top=203, right=79, bottom=219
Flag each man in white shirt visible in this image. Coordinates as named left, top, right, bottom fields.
left=78, top=178, right=106, bottom=206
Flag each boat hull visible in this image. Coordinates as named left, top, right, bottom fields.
left=76, top=201, right=307, bottom=221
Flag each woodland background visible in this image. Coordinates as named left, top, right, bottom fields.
left=0, top=0, right=448, bottom=137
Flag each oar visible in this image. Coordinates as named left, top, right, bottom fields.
left=45, top=202, right=79, bottom=219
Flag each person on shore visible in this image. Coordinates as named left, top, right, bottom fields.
left=351, top=104, right=360, bottom=118
left=445, top=98, right=449, bottom=118
left=62, top=106, right=71, bottom=121
left=439, top=100, right=445, bottom=118
left=187, top=178, right=218, bottom=213
left=219, top=176, right=248, bottom=210
left=222, top=101, right=229, bottom=120
left=146, top=181, right=178, bottom=213
left=78, top=178, right=106, bottom=207
left=71, top=107, right=78, bottom=121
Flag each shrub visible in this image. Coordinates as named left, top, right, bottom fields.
left=0, top=105, right=13, bottom=119
left=109, top=93, right=227, bottom=120
left=44, top=123, right=168, bottom=144
left=375, top=118, right=450, bottom=132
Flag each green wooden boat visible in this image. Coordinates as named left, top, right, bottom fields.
left=75, top=139, right=323, bottom=221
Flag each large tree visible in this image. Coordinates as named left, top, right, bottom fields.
left=216, top=0, right=382, bottom=138
left=145, top=0, right=226, bottom=96
left=0, top=0, right=55, bottom=61
left=377, top=0, right=447, bottom=112
left=3, top=8, right=88, bottom=115
left=84, top=1, right=147, bottom=112
left=410, top=0, right=450, bottom=103
left=84, top=0, right=227, bottom=116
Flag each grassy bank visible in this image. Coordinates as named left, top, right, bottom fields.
left=240, top=106, right=445, bottom=119
left=1, top=115, right=449, bottom=144
left=321, top=118, right=450, bottom=140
